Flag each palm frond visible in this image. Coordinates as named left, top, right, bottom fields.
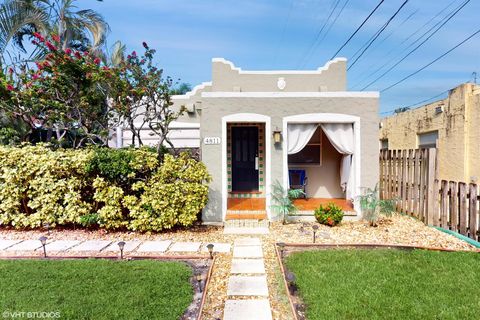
left=0, top=0, right=48, bottom=56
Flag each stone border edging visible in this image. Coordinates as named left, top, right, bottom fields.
left=198, top=256, right=216, bottom=320
left=0, top=254, right=216, bottom=320
left=277, top=243, right=480, bottom=252
left=432, top=226, right=480, bottom=248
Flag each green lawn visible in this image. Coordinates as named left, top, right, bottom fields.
left=285, top=249, right=480, bottom=320
left=0, top=259, right=194, bottom=320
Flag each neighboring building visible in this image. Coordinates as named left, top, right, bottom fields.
left=115, top=58, right=379, bottom=223
left=379, top=83, right=480, bottom=183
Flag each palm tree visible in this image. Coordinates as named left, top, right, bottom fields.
left=0, top=0, right=109, bottom=62
left=107, top=40, right=125, bottom=66
left=0, top=0, right=48, bottom=61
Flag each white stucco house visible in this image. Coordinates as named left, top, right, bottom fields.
left=113, top=58, right=379, bottom=223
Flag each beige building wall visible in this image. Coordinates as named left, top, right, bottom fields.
left=379, top=83, right=480, bottom=183
left=166, top=58, right=379, bottom=222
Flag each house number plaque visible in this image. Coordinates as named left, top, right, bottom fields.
left=203, top=137, right=221, bottom=145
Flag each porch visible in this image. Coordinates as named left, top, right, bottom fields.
left=225, top=197, right=355, bottom=220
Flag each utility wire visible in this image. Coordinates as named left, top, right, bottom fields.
left=348, top=0, right=409, bottom=71
left=329, top=0, right=385, bottom=60
left=273, top=0, right=295, bottom=65
left=361, top=0, right=470, bottom=90
left=351, top=0, right=461, bottom=89
left=310, top=0, right=351, bottom=59
left=380, top=90, right=450, bottom=115
left=297, top=0, right=341, bottom=68
left=381, top=27, right=480, bottom=92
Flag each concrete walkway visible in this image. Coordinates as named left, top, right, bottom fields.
left=224, top=237, right=273, bottom=320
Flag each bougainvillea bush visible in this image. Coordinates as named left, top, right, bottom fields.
left=0, top=33, right=124, bottom=147
left=0, top=145, right=210, bottom=231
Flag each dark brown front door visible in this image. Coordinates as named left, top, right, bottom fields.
left=232, top=126, right=259, bottom=192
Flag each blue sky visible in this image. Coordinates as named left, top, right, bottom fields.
left=84, top=0, right=480, bottom=114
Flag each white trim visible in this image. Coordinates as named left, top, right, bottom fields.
left=212, top=57, right=347, bottom=75
left=169, top=121, right=200, bottom=129
left=221, top=113, right=271, bottom=221
left=202, top=91, right=379, bottom=98
left=172, top=81, right=212, bottom=100
left=282, top=113, right=362, bottom=214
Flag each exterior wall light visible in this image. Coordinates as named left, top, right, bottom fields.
left=117, top=241, right=126, bottom=259
left=39, top=236, right=47, bottom=258
left=273, top=129, right=282, bottom=144
left=206, top=243, right=214, bottom=259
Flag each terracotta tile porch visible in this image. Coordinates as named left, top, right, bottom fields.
left=225, top=197, right=354, bottom=220
left=293, top=198, right=354, bottom=211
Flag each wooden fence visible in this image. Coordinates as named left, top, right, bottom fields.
left=379, top=148, right=479, bottom=241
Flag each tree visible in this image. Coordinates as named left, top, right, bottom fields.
left=115, top=42, right=183, bottom=156
left=0, top=0, right=108, bottom=63
left=0, top=0, right=48, bottom=62
left=170, top=82, right=191, bottom=95
left=0, top=33, right=122, bottom=147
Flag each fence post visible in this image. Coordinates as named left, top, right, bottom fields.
left=426, top=148, right=437, bottom=225
left=459, top=182, right=467, bottom=235
left=468, top=183, right=478, bottom=240
left=449, top=181, right=458, bottom=232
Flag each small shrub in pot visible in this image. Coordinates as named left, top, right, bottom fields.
left=314, top=203, right=344, bottom=226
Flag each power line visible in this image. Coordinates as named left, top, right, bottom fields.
left=274, top=0, right=295, bottom=65
left=381, top=27, right=480, bottom=92
left=348, top=0, right=410, bottom=71
left=329, top=0, right=385, bottom=60
left=351, top=0, right=461, bottom=89
left=380, top=90, right=450, bottom=115
left=297, top=0, right=341, bottom=68
left=361, top=0, right=470, bottom=90
left=310, top=0, right=351, bottom=58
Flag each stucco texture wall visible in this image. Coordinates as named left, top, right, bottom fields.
left=200, top=96, right=379, bottom=222
left=379, top=83, right=480, bottom=183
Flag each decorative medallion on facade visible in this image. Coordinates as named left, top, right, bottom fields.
left=277, top=77, right=286, bottom=90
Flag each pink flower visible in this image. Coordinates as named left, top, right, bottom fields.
left=74, top=52, right=82, bottom=59
left=6, top=84, right=14, bottom=91
left=65, top=48, right=72, bottom=55
left=131, top=51, right=137, bottom=56
left=51, top=34, right=60, bottom=42
left=45, top=41, right=57, bottom=51
left=94, top=57, right=101, bottom=65
left=35, top=61, right=44, bottom=70
left=33, top=32, right=44, bottom=42
left=32, top=73, right=40, bottom=80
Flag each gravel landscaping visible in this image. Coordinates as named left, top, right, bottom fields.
left=0, top=213, right=476, bottom=319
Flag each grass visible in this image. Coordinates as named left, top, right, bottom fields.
left=285, top=249, right=480, bottom=320
left=0, top=259, right=194, bottom=320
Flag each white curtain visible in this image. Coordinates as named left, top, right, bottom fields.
left=320, top=123, right=355, bottom=199
left=287, top=123, right=318, bottom=154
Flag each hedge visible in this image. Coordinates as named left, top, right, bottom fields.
left=0, top=145, right=210, bottom=231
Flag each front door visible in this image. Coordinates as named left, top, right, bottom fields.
left=232, top=126, right=259, bottom=192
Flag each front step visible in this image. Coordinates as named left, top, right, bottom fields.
left=224, top=219, right=269, bottom=234
left=226, top=210, right=267, bottom=220
left=224, top=219, right=269, bottom=228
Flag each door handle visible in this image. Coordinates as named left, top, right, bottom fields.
left=255, top=157, right=259, bottom=170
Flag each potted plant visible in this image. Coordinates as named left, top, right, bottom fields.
left=314, top=202, right=344, bottom=226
